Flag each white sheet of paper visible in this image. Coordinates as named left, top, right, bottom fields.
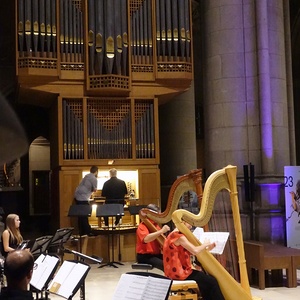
left=47, top=261, right=89, bottom=299
left=193, top=227, right=229, bottom=254
left=57, top=263, right=89, bottom=298
left=30, top=254, right=59, bottom=291
left=112, top=274, right=171, bottom=300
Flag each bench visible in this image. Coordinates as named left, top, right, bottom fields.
left=243, top=240, right=300, bottom=289
left=169, top=280, right=200, bottom=300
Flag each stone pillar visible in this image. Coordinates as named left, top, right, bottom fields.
left=202, top=0, right=293, bottom=177
left=159, top=84, right=197, bottom=186
left=255, top=0, right=274, bottom=174
left=201, top=0, right=294, bottom=243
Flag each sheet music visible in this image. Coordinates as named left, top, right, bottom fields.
left=47, top=261, right=90, bottom=299
left=193, top=227, right=229, bottom=255
left=143, top=277, right=172, bottom=300
left=112, top=274, right=172, bottom=300
left=30, top=254, right=59, bottom=291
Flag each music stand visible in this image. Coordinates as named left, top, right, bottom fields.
left=96, top=204, right=124, bottom=268
left=128, top=205, right=148, bottom=227
left=63, top=249, right=103, bottom=300
left=30, top=254, right=60, bottom=300
left=48, top=227, right=74, bottom=260
left=68, top=205, right=92, bottom=252
left=17, top=240, right=30, bottom=250
left=64, top=248, right=103, bottom=265
left=50, top=227, right=74, bottom=246
left=30, top=235, right=53, bottom=257
left=47, top=259, right=90, bottom=300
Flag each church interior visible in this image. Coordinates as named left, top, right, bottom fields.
left=1, top=0, right=300, bottom=299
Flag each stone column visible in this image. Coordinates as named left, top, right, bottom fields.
left=201, top=0, right=294, bottom=243
left=159, top=83, right=197, bottom=185
left=202, top=0, right=293, bottom=177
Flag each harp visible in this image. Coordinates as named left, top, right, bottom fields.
left=172, top=165, right=261, bottom=300
left=139, top=168, right=203, bottom=247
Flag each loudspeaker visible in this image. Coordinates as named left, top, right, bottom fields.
left=249, top=164, right=255, bottom=201
left=243, top=165, right=250, bottom=202
left=243, top=164, right=255, bottom=202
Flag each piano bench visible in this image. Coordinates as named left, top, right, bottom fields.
left=169, top=280, right=200, bottom=300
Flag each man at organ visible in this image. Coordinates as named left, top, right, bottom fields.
left=101, top=168, right=128, bottom=227
left=74, top=166, right=98, bottom=235
left=136, top=204, right=170, bottom=271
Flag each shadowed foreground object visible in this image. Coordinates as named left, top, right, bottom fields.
left=0, top=92, right=28, bottom=164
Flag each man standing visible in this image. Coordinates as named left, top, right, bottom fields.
left=0, top=250, right=34, bottom=299
left=101, top=168, right=128, bottom=226
left=74, top=166, right=98, bottom=235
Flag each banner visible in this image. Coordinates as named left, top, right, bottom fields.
left=284, top=166, right=300, bottom=248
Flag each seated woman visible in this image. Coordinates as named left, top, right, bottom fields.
left=136, top=204, right=170, bottom=271
left=163, top=220, right=225, bottom=300
left=1, top=214, right=24, bottom=257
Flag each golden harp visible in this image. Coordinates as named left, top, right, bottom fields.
left=172, top=165, right=261, bottom=300
left=139, top=168, right=203, bottom=246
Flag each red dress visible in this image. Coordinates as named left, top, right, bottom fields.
left=136, top=221, right=162, bottom=254
left=163, top=231, right=192, bottom=280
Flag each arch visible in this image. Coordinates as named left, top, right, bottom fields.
left=29, top=136, right=51, bottom=215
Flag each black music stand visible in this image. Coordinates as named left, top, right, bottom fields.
left=16, top=240, right=30, bottom=250
left=63, top=249, right=103, bottom=300
left=30, top=254, right=60, bottom=300
left=64, top=248, right=103, bottom=265
left=103, top=199, right=125, bottom=226
left=30, top=235, right=53, bottom=257
left=47, top=259, right=90, bottom=300
left=96, top=204, right=124, bottom=268
left=128, top=205, right=148, bottom=226
left=50, top=227, right=74, bottom=247
left=48, top=227, right=74, bottom=260
left=68, top=205, right=92, bottom=252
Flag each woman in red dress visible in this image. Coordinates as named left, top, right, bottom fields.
left=163, top=220, right=225, bottom=300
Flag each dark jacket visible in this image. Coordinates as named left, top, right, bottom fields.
left=0, top=288, right=34, bottom=300
left=101, top=177, right=128, bottom=201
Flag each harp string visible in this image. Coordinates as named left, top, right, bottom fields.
left=138, top=169, right=203, bottom=246
left=139, top=168, right=203, bottom=225
left=209, top=193, right=240, bottom=280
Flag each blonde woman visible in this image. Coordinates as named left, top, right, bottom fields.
left=1, top=214, right=23, bottom=257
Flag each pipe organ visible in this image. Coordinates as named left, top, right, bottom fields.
left=60, top=97, right=156, bottom=161
left=14, top=0, right=193, bottom=228
left=17, top=0, right=192, bottom=86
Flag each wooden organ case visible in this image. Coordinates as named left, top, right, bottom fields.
left=14, top=0, right=193, bottom=233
